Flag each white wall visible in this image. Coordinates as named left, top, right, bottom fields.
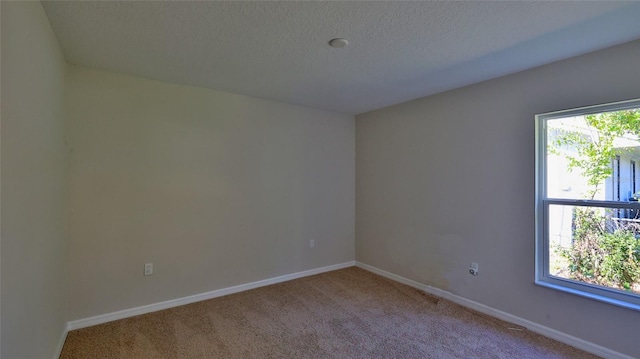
left=356, top=39, right=640, bottom=357
left=65, top=66, right=355, bottom=320
left=1, top=2, right=68, bottom=358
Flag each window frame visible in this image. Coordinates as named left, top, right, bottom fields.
left=535, top=98, right=640, bottom=311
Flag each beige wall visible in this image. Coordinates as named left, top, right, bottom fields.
left=356, top=40, right=640, bottom=357
left=65, top=66, right=355, bottom=320
left=1, top=2, right=68, bottom=358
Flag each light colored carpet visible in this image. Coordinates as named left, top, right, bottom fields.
left=60, top=267, right=600, bottom=358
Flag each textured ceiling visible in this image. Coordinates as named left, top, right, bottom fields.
left=42, top=1, right=640, bottom=115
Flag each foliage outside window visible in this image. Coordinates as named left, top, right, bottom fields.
left=536, top=99, right=640, bottom=310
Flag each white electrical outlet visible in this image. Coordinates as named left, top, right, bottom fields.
left=469, top=262, right=479, bottom=276
left=310, top=239, right=315, bottom=248
left=144, top=263, right=153, bottom=276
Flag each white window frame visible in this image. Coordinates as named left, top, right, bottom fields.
left=535, top=98, right=640, bottom=311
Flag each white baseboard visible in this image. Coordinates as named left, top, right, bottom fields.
left=54, top=324, right=68, bottom=359
left=67, top=261, right=355, bottom=331
left=355, top=261, right=634, bottom=359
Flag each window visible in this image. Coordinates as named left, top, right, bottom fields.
left=536, top=99, right=640, bottom=310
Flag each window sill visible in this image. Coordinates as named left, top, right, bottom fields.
left=535, top=279, right=640, bottom=312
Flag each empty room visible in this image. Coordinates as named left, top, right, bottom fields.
left=3, top=1, right=640, bottom=358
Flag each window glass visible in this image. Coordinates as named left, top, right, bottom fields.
left=545, top=113, right=640, bottom=201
